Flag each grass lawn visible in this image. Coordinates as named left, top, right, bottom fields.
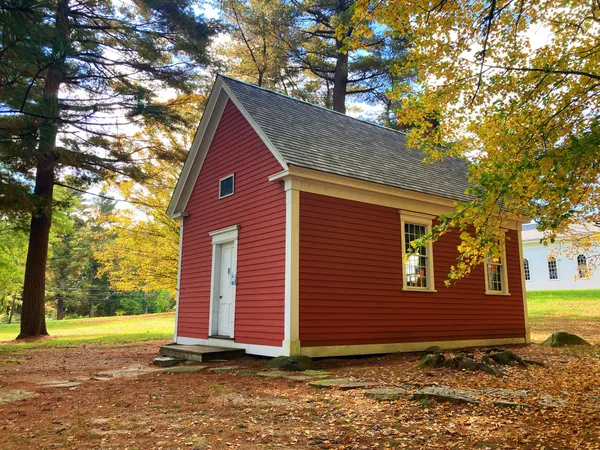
left=527, top=289, right=600, bottom=343
left=0, top=312, right=174, bottom=353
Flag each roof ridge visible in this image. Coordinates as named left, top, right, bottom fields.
left=217, top=74, right=410, bottom=138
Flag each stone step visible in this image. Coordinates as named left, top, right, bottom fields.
left=159, top=344, right=245, bottom=362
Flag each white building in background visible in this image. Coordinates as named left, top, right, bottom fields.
left=522, top=223, right=600, bottom=291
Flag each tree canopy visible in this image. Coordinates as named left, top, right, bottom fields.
left=355, top=0, right=600, bottom=280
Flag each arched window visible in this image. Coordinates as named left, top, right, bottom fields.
left=524, top=259, right=531, bottom=281
left=577, top=254, right=589, bottom=278
left=548, top=257, right=559, bottom=280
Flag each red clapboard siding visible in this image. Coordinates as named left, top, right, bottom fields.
left=298, top=192, right=526, bottom=347
left=178, top=100, right=286, bottom=346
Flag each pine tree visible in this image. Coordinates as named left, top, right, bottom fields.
left=0, top=0, right=216, bottom=338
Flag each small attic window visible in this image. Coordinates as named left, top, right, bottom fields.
left=219, top=174, right=235, bottom=198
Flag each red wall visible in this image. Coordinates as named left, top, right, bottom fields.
left=178, top=100, right=286, bottom=347
left=299, top=192, right=526, bottom=347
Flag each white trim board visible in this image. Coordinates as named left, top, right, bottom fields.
left=167, top=76, right=287, bottom=218
left=300, top=337, right=528, bottom=358
left=173, top=217, right=185, bottom=342
left=175, top=336, right=286, bottom=357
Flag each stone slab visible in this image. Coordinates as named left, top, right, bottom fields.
left=409, top=386, right=481, bottom=405
left=363, top=388, right=407, bottom=401
left=37, top=381, right=81, bottom=389
left=256, top=371, right=286, bottom=378
left=209, top=366, right=239, bottom=373
left=97, top=364, right=159, bottom=378
left=153, top=357, right=182, bottom=367
left=0, top=389, right=37, bottom=405
left=309, top=378, right=355, bottom=388
left=163, top=366, right=207, bottom=374
left=339, top=382, right=379, bottom=391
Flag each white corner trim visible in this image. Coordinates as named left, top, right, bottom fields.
left=174, top=336, right=286, bottom=357
left=167, top=76, right=287, bottom=218
left=173, top=217, right=184, bottom=342
left=517, top=227, right=530, bottom=343
left=399, top=211, right=436, bottom=292
left=209, top=224, right=240, bottom=244
left=282, top=182, right=300, bottom=356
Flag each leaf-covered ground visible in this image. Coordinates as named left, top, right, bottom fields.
left=0, top=340, right=598, bottom=449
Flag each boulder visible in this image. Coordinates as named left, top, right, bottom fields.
left=542, top=330, right=591, bottom=347
left=268, top=355, right=313, bottom=371
left=420, top=353, right=446, bottom=368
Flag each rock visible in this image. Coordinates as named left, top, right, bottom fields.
left=489, top=350, right=527, bottom=366
left=37, top=381, right=81, bottom=388
left=97, top=364, right=159, bottom=378
left=236, top=370, right=258, bottom=376
left=303, top=370, right=331, bottom=378
left=284, top=375, right=313, bottom=381
left=0, top=389, right=37, bottom=405
left=308, top=378, right=355, bottom=388
left=153, top=357, right=182, bottom=367
left=338, top=382, right=379, bottom=391
left=422, top=346, right=442, bottom=354
left=163, top=365, right=207, bottom=374
left=409, top=386, right=481, bottom=405
left=267, top=355, right=313, bottom=372
left=256, top=371, right=286, bottom=378
left=538, top=393, right=568, bottom=408
left=209, top=366, right=239, bottom=373
left=363, top=387, right=407, bottom=401
left=542, top=330, right=591, bottom=347
left=420, top=353, right=445, bottom=368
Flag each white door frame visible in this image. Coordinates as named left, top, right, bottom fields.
left=208, top=225, right=239, bottom=338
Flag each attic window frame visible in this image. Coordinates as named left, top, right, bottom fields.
left=219, top=174, right=235, bottom=199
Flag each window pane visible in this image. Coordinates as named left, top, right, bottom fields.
left=577, top=255, right=588, bottom=278
left=548, top=257, right=558, bottom=280
left=404, top=223, right=428, bottom=288
left=219, top=175, right=234, bottom=198
left=524, top=259, right=530, bottom=281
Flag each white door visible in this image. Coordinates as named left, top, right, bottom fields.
left=217, top=243, right=235, bottom=337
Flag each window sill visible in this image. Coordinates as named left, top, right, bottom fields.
left=485, top=292, right=511, bottom=296
left=402, top=288, right=437, bottom=293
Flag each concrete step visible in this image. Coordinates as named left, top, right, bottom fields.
left=159, top=344, right=245, bottom=362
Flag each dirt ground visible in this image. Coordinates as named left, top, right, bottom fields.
left=0, top=339, right=599, bottom=450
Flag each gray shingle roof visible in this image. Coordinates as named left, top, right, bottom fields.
left=221, top=76, right=471, bottom=202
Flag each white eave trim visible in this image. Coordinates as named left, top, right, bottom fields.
left=166, top=76, right=288, bottom=218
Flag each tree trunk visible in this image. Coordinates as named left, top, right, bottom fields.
left=8, top=296, right=16, bottom=325
left=56, top=295, right=65, bottom=320
left=332, top=43, right=348, bottom=114
left=17, top=0, right=69, bottom=339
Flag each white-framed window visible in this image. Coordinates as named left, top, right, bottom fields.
left=219, top=174, right=235, bottom=198
left=577, top=254, right=589, bottom=278
left=400, top=211, right=436, bottom=292
left=548, top=256, right=559, bottom=280
left=524, top=258, right=530, bottom=281
left=484, top=240, right=510, bottom=295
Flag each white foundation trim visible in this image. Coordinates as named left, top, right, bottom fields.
left=174, top=336, right=285, bottom=357
left=282, top=179, right=300, bottom=356
left=300, top=337, right=528, bottom=358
